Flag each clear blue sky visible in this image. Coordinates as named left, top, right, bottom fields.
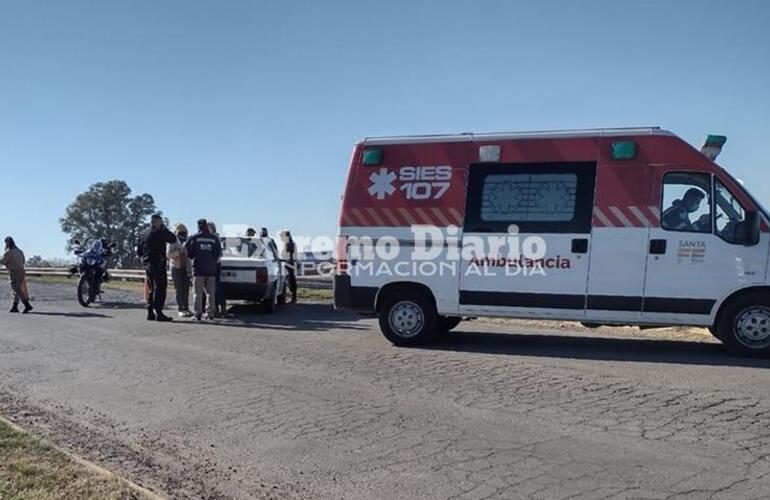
left=1, top=0, right=768, bottom=258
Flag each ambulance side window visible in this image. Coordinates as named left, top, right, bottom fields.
left=714, top=179, right=746, bottom=244
left=480, top=173, right=577, bottom=222
left=661, top=172, right=712, bottom=234
left=464, top=162, right=596, bottom=233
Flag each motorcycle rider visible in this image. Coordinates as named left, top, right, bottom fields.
left=74, top=239, right=113, bottom=295
left=185, top=219, right=222, bottom=320
left=1, top=237, right=32, bottom=313
left=137, top=214, right=176, bottom=322
left=167, top=223, right=193, bottom=317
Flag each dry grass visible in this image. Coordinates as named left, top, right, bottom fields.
left=0, top=420, right=153, bottom=500
left=295, top=287, right=333, bottom=302
left=26, top=274, right=144, bottom=292
left=26, top=275, right=334, bottom=302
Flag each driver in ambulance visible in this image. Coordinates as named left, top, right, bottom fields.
left=662, top=187, right=711, bottom=232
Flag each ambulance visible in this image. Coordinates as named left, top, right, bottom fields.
left=334, top=128, right=770, bottom=356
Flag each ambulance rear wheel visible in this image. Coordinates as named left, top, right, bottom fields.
left=379, top=291, right=438, bottom=346
left=716, top=293, right=770, bottom=356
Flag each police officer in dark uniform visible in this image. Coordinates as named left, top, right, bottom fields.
left=137, top=214, right=177, bottom=321
left=280, top=230, right=298, bottom=304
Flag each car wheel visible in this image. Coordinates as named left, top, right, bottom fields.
left=716, top=293, right=770, bottom=356
left=437, top=316, right=462, bottom=335
left=262, top=283, right=277, bottom=313
left=378, top=290, right=438, bottom=346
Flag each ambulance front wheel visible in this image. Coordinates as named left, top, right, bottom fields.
left=716, top=293, right=770, bottom=356
left=378, top=291, right=438, bottom=346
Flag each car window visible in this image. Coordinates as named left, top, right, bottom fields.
left=714, top=179, right=747, bottom=243
left=661, top=172, right=711, bottom=233
left=222, top=237, right=268, bottom=259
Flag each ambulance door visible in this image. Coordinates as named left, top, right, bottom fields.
left=584, top=163, right=651, bottom=323
left=643, top=168, right=768, bottom=325
left=458, top=162, right=596, bottom=319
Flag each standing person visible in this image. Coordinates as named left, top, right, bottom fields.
left=260, top=227, right=279, bottom=256
left=208, top=221, right=226, bottom=317
left=279, top=230, right=298, bottom=304
left=137, top=214, right=176, bottom=322
left=241, top=227, right=258, bottom=257
left=168, top=223, right=192, bottom=317
left=1, top=237, right=32, bottom=313
left=186, top=219, right=221, bottom=320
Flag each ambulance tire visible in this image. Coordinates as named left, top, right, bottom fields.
left=378, top=291, right=439, bottom=346
left=716, top=293, right=770, bottom=356
left=437, top=316, right=462, bottom=335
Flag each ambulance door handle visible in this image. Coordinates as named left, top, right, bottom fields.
left=571, top=238, right=588, bottom=254
left=649, top=239, right=667, bottom=255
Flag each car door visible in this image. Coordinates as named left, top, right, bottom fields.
left=643, top=167, right=768, bottom=325
left=458, top=161, right=596, bottom=319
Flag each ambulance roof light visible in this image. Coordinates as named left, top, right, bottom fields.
left=701, top=135, right=727, bottom=161
left=362, top=148, right=383, bottom=166
left=611, top=141, right=637, bottom=160
left=479, top=145, right=501, bottom=162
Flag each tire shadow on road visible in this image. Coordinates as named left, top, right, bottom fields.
left=185, top=302, right=369, bottom=332
left=424, top=330, right=770, bottom=368
left=25, top=311, right=113, bottom=319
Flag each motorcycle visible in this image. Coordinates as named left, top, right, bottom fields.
left=69, top=239, right=116, bottom=307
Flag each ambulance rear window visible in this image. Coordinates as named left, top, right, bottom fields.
left=480, top=173, right=577, bottom=222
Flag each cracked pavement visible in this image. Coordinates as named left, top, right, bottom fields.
left=2, top=282, right=770, bottom=499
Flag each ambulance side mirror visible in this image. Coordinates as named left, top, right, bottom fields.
left=736, top=211, right=761, bottom=246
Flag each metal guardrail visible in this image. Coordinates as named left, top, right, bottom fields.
left=0, top=267, right=333, bottom=290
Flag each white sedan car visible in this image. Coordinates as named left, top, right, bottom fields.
left=220, top=237, right=287, bottom=312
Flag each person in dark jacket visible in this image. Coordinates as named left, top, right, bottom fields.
left=185, top=219, right=222, bottom=320
left=279, top=230, right=298, bottom=304
left=137, top=214, right=176, bottom=321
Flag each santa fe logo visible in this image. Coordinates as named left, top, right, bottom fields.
left=368, top=166, right=452, bottom=201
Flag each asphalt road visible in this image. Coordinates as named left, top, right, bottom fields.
left=3, top=282, right=770, bottom=499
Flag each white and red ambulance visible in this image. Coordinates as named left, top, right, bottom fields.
left=334, top=128, right=770, bottom=355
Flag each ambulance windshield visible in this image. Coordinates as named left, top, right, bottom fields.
left=722, top=170, right=770, bottom=220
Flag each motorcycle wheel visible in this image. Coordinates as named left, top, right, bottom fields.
left=77, top=275, right=92, bottom=307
